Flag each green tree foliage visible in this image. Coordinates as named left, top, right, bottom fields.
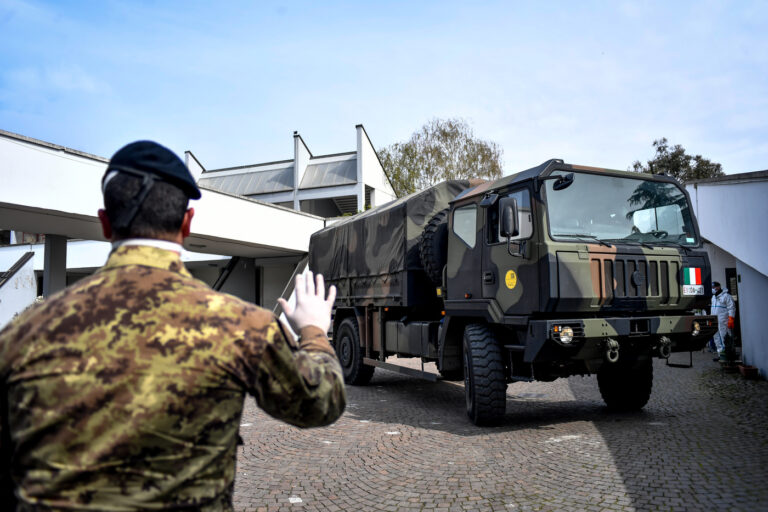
left=630, top=138, right=724, bottom=182
left=379, top=118, right=503, bottom=197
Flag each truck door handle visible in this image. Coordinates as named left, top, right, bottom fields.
left=483, top=272, right=495, bottom=284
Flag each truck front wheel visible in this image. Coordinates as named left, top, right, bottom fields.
left=335, top=317, right=374, bottom=385
left=597, top=357, right=653, bottom=411
left=463, top=324, right=506, bottom=425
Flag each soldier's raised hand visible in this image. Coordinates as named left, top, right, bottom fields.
left=278, top=271, right=336, bottom=334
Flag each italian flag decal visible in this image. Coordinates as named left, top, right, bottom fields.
left=683, top=267, right=702, bottom=285
left=682, top=267, right=704, bottom=295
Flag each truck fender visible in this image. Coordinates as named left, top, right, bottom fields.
left=333, top=307, right=365, bottom=347
left=438, top=316, right=467, bottom=374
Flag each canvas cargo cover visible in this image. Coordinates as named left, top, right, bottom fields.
left=309, top=180, right=477, bottom=281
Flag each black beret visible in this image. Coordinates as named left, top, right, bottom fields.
left=103, top=140, right=201, bottom=199
left=712, top=281, right=721, bottom=287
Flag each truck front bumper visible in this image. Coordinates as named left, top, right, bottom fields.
left=522, top=315, right=718, bottom=363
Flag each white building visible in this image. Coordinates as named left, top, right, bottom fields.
left=197, top=125, right=396, bottom=216
left=686, top=171, right=768, bottom=378
left=0, top=125, right=395, bottom=326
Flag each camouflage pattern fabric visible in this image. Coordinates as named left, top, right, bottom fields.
left=0, top=245, right=346, bottom=511
left=309, top=180, right=481, bottom=308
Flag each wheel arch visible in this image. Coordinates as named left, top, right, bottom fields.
left=439, top=315, right=471, bottom=374
left=333, top=306, right=365, bottom=345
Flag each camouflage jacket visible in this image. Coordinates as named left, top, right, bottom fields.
left=0, top=245, right=346, bottom=511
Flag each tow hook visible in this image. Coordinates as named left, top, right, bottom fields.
left=605, top=338, right=620, bottom=363
left=658, top=336, right=672, bottom=359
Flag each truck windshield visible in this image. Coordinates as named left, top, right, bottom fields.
left=544, top=171, right=698, bottom=246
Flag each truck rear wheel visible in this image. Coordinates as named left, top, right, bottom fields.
left=335, top=317, right=374, bottom=385
left=463, top=324, right=506, bottom=425
left=419, top=208, right=449, bottom=285
left=597, top=357, right=653, bottom=411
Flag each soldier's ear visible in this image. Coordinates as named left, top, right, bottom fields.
left=181, top=208, right=194, bottom=239
left=98, top=209, right=113, bottom=240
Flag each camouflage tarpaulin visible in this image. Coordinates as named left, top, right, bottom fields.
left=309, top=180, right=476, bottom=305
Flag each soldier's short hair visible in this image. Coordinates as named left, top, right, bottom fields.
left=104, top=173, right=189, bottom=239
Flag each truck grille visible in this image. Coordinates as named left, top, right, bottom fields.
left=592, top=257, right=679, bottom=304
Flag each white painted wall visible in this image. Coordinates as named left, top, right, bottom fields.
left=0, top=240, right=228, bottom=273
left=185, top=151, right=206, bottom=182
left=192, top=189, right=323, bottom=254
left=703, top=243, right=738, bottom=290
left=219, top=258, right=257, bottom=303
left=687, top=178, right=768, bottom=380
left=297, top=183, right=359, bottom=201
left=262, top=262, right=297, bottom=311
left=736, top=261, right=768, bottom=377
left=357, top=125, right=396, bottom=207
left=0, top=256, right=37, bottom=328
left=0, top=135, right=106, bottom=219
left=687, top=180, right=768, bottom=276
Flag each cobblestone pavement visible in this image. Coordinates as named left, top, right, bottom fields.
left=234, top=352, right=768, bottom=512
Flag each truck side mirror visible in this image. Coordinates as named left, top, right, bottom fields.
left=500, top=199, right=519, bottom=238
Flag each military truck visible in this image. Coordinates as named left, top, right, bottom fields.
left=308, top=159, right=718, bottom=425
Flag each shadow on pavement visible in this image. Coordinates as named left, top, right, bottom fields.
left=343, top=365, right=651, bottom=437
left=573, top=352, right=768, bottom=510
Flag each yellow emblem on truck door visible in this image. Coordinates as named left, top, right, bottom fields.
left=505, top=270, right=517, bottom=289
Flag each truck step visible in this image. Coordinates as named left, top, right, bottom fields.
left=363, top=358, right=438, bottom=382
left=509, top=376, right=534, bottom=382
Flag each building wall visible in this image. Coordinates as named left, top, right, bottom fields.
left=192, top=260, right=295, bottom=312
left=190, top=258, right=258, bottom=304
left=357, top=125, right=397, bottom=207
left=688, top=180, right=768, bottom=277
left=300, top=199, right=341, bottom=217
left=687, top=178, right=768, bottom=379
left=261, top=263, right=296, bottom=312
left=736, top=260, right=768, bottom=377
left=703, top=243, right=738, bottom=290
left=0, top=256, right=37, bottom=328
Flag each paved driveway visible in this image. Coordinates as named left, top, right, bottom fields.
left=234, top=353, right=768, bottom=512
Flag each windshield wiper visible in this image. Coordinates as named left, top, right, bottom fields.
left=552, top=233, right=612, bottom=248
left=604, top=238, right=655, bottom=250
left=653, top=240, right=692, bottom=254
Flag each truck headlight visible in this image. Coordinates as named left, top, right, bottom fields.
left=553, top=325, right=575, bottom=344
left=692, top=321, right=701, bottom=336
left=560, top=326, right=574, bottom=343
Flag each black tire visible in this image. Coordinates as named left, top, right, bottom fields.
left=419, top=208, right=449, bottom=285
left=335, top=318, right=374, bottom=385
left=597, top=357, right=653, bottom=411
left=463, top=323, right=506, bottom=425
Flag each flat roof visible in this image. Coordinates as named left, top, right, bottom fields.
left=687, top=170, right=768, bottom=185
left=0, top=128, right=108, bottom=163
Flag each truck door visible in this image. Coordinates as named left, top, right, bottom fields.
left=482, top=187, right=537, bottom=314
left=445, top=202, right=483, bottom=302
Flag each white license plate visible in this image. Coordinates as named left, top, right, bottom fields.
left=682, top=285, right=704, bottom=296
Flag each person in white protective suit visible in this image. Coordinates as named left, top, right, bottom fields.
left=710, top=281, right=736, bottom=361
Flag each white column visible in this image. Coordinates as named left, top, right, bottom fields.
left=294, top=132, right=311, bottom=211
left=356, top=126, right=365, bottom=212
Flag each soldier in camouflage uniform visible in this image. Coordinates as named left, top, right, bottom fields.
left=0, top=141, right=345, bottom=511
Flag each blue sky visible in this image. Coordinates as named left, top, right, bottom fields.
left=1, top=0, right=767, bottom=174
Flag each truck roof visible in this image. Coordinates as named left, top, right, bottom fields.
left=454, top=159, right=681, bottom=202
